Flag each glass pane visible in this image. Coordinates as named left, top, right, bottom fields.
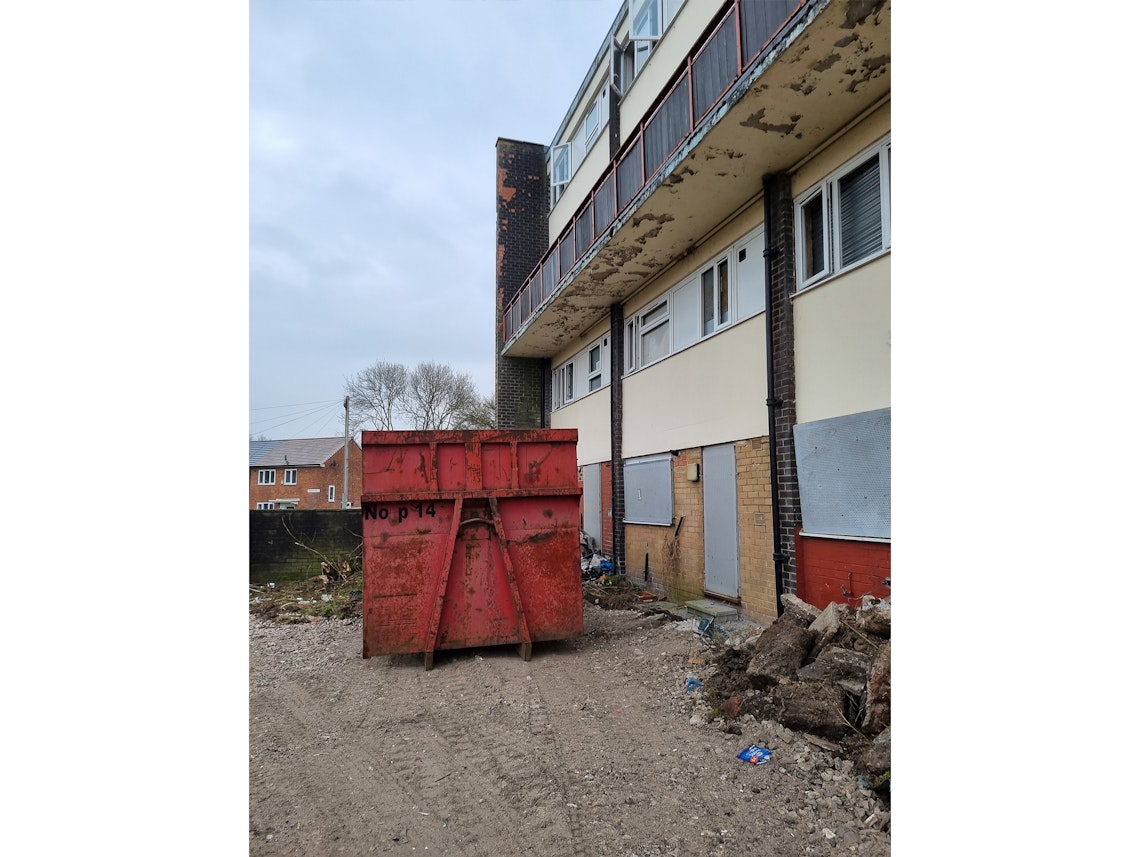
left=718, top=258, right=729, bottom=325
left=630, top=0, right=660, bottom=40
left=641, top=321, right=669, bottom=364
left=589, top=346, right=600, bottom=373
left=642, top=301, right=668, bottom=326
left=802, top=192, right=825, bottom=280
left=839, top=156, right=882, bottom=267
left=701, top=268, right=714, bottom=336
left=552, top=145, right=570, bottom=185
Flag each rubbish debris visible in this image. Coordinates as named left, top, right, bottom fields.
left=736, top=745, right=772, bottom=765
left=685, top=676, right=702, bottom=692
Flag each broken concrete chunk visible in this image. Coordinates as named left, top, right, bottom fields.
left=745, top=614, right=817, bottom=688
left=861, top=639, right=891, bottom=733
left=796, top=644, right=870, bottom=684
left=771, top=682, right=849, bottom=741
left=779, top=593, right=821, bottom=626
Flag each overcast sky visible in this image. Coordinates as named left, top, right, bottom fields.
left=249, top=0, right=618, bottom=439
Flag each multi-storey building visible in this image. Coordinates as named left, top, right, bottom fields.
left=249, top=437, right=363, bottom=510
left=495, top=0, right=890, bottom=621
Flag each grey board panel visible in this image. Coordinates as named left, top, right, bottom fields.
left=792, top=408, right=890, bottom=539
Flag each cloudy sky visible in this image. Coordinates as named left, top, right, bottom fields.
left=250, top=0, right=618, bottom=439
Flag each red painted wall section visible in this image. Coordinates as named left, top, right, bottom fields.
left=795, top=528, right=890, bottom=610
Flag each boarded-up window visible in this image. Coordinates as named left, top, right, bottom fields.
left=793, top=408, right=890, bottom=539
left=624, top=455, right=673, bottom=525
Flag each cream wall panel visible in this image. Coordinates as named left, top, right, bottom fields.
left=552, top=386, right=611, bottom=466
left=792, top=101, right=890, bottom=197
left=793, top=255, right=891, bottom=423
left=623, top=315, right=768, bottom=458
left=552, top=318, right=611, bottom=368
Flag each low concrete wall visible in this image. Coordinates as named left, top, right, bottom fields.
left=249, top=509, right=363, bottom=584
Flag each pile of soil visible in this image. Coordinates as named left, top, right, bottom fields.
left=701, top=593, right=892, bottom=799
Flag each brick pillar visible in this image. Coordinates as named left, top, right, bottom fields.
left=609, top=302, right=625, bottom=574
left=495, top=138, right=549, bottom=429
left=763, top=171, right=803, bottom=597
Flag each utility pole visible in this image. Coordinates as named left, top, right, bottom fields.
left=343, top=395, right=350, bottom=509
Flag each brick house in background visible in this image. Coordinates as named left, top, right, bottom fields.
left=249, top=437, right=362, bottom=510
left=495, top=0, right=890, bottom=620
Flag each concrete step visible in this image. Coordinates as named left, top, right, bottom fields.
left=684, top=598, right=740, bottom=620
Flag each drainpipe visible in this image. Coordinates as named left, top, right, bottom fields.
left=763, top=174, right=786, bottom=617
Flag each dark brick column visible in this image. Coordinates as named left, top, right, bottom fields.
left=609, top=303, right=625, bottom=574
left=763, top=171, right=803, bottom=598
left=495, top=138, right=550, bottom=429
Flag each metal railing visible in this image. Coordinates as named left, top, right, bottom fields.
left=503, top=0, right=804, bottom=343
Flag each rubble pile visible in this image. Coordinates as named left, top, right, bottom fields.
left=701, top=593, right=891, bottom=797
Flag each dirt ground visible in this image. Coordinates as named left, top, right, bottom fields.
left=249, top=594, right=891, bottom=856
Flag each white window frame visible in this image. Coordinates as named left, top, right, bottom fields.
left=328, top=485, right=336, bottom=503
left=551, top=143, right=571, bottom=204
left=700, top=255, right=731, bottom=337
left=256, top=502, right=275, bottom=510
left=588, top=342, right=603, bottom=392
left=552, top=333, right=610, bottom=411
left=258, top=469, right=275, bottom=486
left=623, top=222, right=764, bottom=375
left=282, top=468, right=297, bottom=485
left=637, top=299, right=670, bottom=367
left=629, top=0, right=662, bottom=41
left=795, top=135, right=891, bottom=291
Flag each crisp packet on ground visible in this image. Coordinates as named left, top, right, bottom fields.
left=736, top=745, right=772, bottom=765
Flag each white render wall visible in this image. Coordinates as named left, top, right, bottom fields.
left=622, top=313, right=768, bottom=458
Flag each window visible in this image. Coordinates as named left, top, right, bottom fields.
left=588, top=344, right=603, bottom=391
left=258, top=469, right=275, bottom=485
left=795, top=136, right=890, bottom=289
left=283, top=468, right=297, bottom=485
left=328, top=485, right=336, bottom=503
left=700, top=256, right=730, bottom=336
left=637, top=299, right=670, bottom=366
left=625, top=293, right=678, bottom=371
left=553, top=86, right=610, bottom=206
left=552, top=334, right=609, bottom=410
left=551, top=142, right=571, bottom=204
left=256, top=502, right=275, bottom=510
left=625, top=223, right=764, bottom=373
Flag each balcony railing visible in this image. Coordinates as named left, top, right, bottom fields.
left=502, top=0, right=804, bottom=344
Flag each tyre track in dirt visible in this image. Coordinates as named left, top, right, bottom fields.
left=250, top=609, right=891, bottom=857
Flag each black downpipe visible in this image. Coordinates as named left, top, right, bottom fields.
left=763, top=177, right=785, bottom=617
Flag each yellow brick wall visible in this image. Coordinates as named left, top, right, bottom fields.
left=622, top=437, right=776, bottom=622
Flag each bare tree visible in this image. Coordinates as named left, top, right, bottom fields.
left=405, top=361, right=480, bottom=430
left=454, top=393, right=496, bottom=429
left=344, top=361, right=407, bottom=431
left=344, top=360, right=491, bottom=431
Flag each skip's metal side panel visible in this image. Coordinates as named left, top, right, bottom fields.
left=361, top=430, right=582, bottom=668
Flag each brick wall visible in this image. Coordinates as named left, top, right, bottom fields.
left=620, top=437, right=776, bottom=622
left=764, top=171, right=803, bottom=599
left=495, top=138, right=549, bottom=429
left=735, top=436, right=778, bottom=622
left=249, top=509, right=363, bottom=583
left=794, top=532, right=891, bottom=610
left=608, top=303, right=625, bottom=573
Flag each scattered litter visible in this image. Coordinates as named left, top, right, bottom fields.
left=736, top=745, right=772, bottom=766
left=685, top=676, right=702, bottom=692
left=268, top=582, right=275, bottom=589
left=321, top=594, right=331, bottom=601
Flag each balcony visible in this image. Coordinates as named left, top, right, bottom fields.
left=501, top=0, right=890, bottom=359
